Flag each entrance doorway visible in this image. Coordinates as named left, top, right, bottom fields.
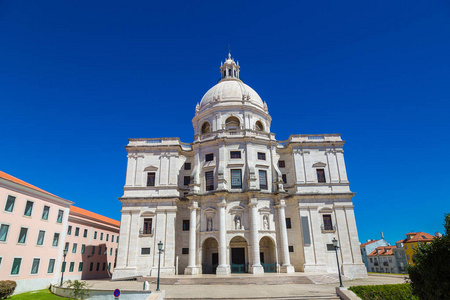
left=202, top=237, right=218, bottom=274
left=230, top=236, right=248, bottom=273
left=260, top=236, right=277, bottom=273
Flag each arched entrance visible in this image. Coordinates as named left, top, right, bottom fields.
left=259, top=236, right=277, bottom=273
left=230, top=236, right=248, bottom=273
left=201, top=237, right=218, bottom=274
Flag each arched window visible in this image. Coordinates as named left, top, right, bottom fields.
left=201, top=122, right=211, bottom=134
left=225, top=116, right=240, bottom=130
left=228, top=69, right=232, bottom=76
left=255, top=121, right=264, bottom=131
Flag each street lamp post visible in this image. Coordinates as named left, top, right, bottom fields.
left=156, top=241, right=164, bottom=291
left=60, top=249, right=68, bottom=286
left=332, top=237, right=343, bottom=288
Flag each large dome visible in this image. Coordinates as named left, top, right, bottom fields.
left=199, top=79, right=264, bottom=111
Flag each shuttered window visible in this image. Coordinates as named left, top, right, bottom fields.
left=231, top=169, right=242, bottom=189
left=259, top=170, right=267, bottom=190
left=205, top=171, right=214, bottom=191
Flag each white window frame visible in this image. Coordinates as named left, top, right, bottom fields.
left=17, top=226, right=29, bottom=245
left=3, top=194, right=17, bottom=213
left=30, top=257, right=40, bottom=275
left=23, top=200, right=34, bottom=217
left=10, top=256, right=23, bottom=276
left=0, top=223, right=11, bottom=243
left=36, top=229, right=46, bottom=246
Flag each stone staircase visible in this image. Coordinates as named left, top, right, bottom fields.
left=140, top=275, right=314, bottom=285
left=165, top=296, right=340, bottom=300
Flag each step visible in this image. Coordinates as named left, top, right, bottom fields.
left=140, top=276, right=313, bottom=285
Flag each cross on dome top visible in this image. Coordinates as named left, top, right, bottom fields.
left=220, top=52, right=240, bottom=80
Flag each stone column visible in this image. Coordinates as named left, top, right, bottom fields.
left=216, top=199, right=230, bottom=275
left=277, top=199, right=294, bottom=273
left=185, top=201, right=200, bottom=275
left=249, top=198, right=264, bottom=274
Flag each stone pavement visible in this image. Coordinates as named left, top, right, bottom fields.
left=86, top=273, right=407, bottom=299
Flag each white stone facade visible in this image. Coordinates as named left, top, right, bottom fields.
left=112, top=54, right=367, bottom=279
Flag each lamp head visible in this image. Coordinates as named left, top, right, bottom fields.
left=332, top=237, right=338, bottom=247
left=158, top=241, right=163, bottom=251
left=63, top=249, right=68, bottom=256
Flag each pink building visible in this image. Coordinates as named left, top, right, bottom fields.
left=64, top=206, right=120, bottom=280
left=0, top=171, right=72, bottom=293
left=0, top=170, right=120, bottom=294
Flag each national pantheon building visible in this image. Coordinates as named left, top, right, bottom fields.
left=112, top=54, right=367, bottom=279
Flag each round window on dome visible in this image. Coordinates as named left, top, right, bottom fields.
left=201, top=122, right=211, bottom=134
left=225, top=116, right=240, bottom=131
left=255, top=121, right=264, bottom=132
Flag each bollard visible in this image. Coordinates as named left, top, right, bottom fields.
left=143, top=281, right=150, bottom=291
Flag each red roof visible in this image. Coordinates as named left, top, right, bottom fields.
left=70, top=206, right=120, bottom=227
left=0, top=170, right=66, bottom=200
left=360, top=239, right=380, bottom=248
left=367, top=246, right=396, bottom=256
left=401, top=232, right=435, bottom=243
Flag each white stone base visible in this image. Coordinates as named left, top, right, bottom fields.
left=151, top=266, right=175, bottom=276
left=216, top=265, right=231, bottom=275
left=111, top=267, right=139, bottom=280
left=303, top=264, right=328, bottom=273
left=184, top=266, right=201, bottom=275
left=342, top=263, right=368, bottom=279
left=280, top=264, right=295, bottom=273
left=249, top=264, right=264, bottom=274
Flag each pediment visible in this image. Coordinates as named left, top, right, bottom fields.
left=230, top=205, right=245, bottom=213
left=144, top=165, right=159, bottom=171
left=258, top=206, right=272, bottom=213
left=203, top=207, right=217, bottom=213
left=318, top=206, right=333, bottom=213
left=312, top=162, right=327, bottom=168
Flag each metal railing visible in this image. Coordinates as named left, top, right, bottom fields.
left=230, top=263, right=248, bottom=273
left=139, top=228, right=153, bottom=235
left=261, top=263, right=277, bottom=273
left=321, top=224, right=336, bottom=231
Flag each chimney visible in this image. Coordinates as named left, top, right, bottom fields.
left=381, top=232, right=384, bottom=240
left=435, top=232, right=442, bottom=238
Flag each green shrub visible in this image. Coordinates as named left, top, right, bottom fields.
left=64, top=280, right=90, bottom=300
left=0, top=280, right=17, bottom=299
left=408, top=213, right=450, bottom=300
left=349, top=283, right=418, bottom=300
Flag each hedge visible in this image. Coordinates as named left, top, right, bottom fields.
left=0, top=280, right=17, bottom=299
left=348, top=283, right=418, bottom=300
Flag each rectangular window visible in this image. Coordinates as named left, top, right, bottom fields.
left=75, top=227, right=80, bottom=236
left=257, top=152, right=266, bottom=160
left=282, top=174, right=287, bottom=184
left=57, top=210, right=64, bottom=223
left=182, top=248, right=189, bottom=254
left=205, top=171, right=214, bottom=191
left=89, top=262, right=93, bottom=271
left=81, top=244, right=86, bottom=254
left=4, top=195, right=15, bottom=212
left=289, top=246, right=294, bottom=252
left=323, top=214, right=333, bottom=230
left=67, top=226, right=72, bottom=235
left=100, top=233, right=103, bottom=240
left=205, top=153, right=214, bottom=162
left=112, top=235, right=114, bottom=242
left=147, top=172, right=156, bottom=187
left=18, top=227, right=28, bottom=244
left=69, top=262, right=74, bottom=272
left=24, top=201, right=34, bottom=216
left=117, top=236, right=119, bottom=243
left=78, top=262, right=83, bottom=272
left=184, top=176, right=191, bottom=186
left=317, top=169, right=326, bottom=183
left=36, top=230, right=45, bottom=245
left=104, top=247, right=107, bottom=255
left=52, top=233, right=60, bottom=246
left=285, top=218, right=292, bottom=229
left=72, top=243, right=77, bottom=253
left=65, top=242, right=69, bottom=252
left=259, top=170, right=268, bottom=190
left=370, top=258, right=373, bottom=263
left=98, top=246, right=102, bottom=255
left=278, top=160, right=285, bottom=168
left=94, top=231, right=97, bottom=239
left=31, top=258, right=40, bottom=274
left=141, top=248, right=151, bottom=255
left=42, top=206, right=50, bottom=220
left=115, top=249, right=118, bottom=256
left=10, top=258, right=22, bottom=275
left=108, top=262, right=111, bottom=271
left=83, top=229, right=88, bottom=238
left=61, top=261, right=66, bottom=272
left=96, top=262, right=100, bottom=271
left=143, top=218, right=152, bottom=234
left=184, top=162, right=191, bottom=170
left=183, top=220, right=190, bottom=231
left=231, top=169, right=242, bottom=189
left=92, top=246, right=96, bottom=255
left=0, top=224, right=10, bottom=242
left=327, top=244, right=336, bottom=251
left=110, top=248, right=113, bottom=256
left=47, top=259, right=55, bottom=273
left=102, top=262, right=106, bottom=271
left=230, top=151, right=241, bottom=159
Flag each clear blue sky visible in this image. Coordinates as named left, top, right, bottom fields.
left=1, top=0, right=449, bottom=245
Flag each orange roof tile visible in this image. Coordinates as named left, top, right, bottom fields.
left=70, top=206, right=120, bottom=227
left=0, top=170, right=66, bottom=200
left=403, top=232, right=435, bottom=243
left=360, top=239, right=380, bottom=248
left=367, top=246, right=396, bottom=256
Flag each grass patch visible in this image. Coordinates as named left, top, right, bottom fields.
left=367, top=272, right=408, bottom=276
left=349, top=283, right=418, bottom=300
left=9, top=288, right=68, bottom=299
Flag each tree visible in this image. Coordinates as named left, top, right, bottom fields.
left=408, top=213, right=450, bottom=299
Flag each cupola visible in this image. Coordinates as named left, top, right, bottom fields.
left=219, top=52, right=240, bottom=80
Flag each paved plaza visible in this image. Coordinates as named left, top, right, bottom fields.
left=86, top=273, right=407, bottom=299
